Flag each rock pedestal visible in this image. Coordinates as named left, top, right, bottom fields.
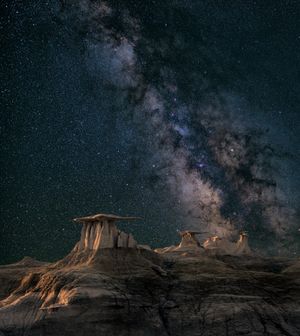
left=73, top=214, right=139, bottom=251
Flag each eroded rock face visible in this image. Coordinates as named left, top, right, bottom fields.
left=2, top=252, right=164, bottom=335
left=0, top=216, right=299, bottom=336
left=0, top=249, right=168, bottom=335
left=0, top=251, right=299, bottom=336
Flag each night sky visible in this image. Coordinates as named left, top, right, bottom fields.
left=1, top=1, right=300, bottom=264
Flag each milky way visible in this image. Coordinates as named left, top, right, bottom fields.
left=59, top=0, right=300, bottom=254
left=1, top=1, right=300, bottom=263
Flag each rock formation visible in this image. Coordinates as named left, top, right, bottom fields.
left=203, top=235, right=224, bottom=252
left=234, top=231, right=252, bottom=256
left=203, top=231, right=253, bottom=256
left=73, top=213, right=139, bottom=250
left=177, top=231, right=203, bottom=250
left=156, top=230, right=253, bottom=257
left=0, top=215, right=299, bottom=336
left=155, top=231, right=205, bottom=255
left=51, top=213, right=144, bottom=268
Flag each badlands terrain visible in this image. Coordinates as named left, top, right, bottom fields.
left=0, top=214, right=299, bottom=336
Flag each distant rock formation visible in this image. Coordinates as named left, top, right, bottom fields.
left=234, top=231, right=252, bottom=255
left=203, top=231, right=253, bottom=256
left=155, top=231, right=205, bottom=255
left=155, top=230, right=253, bottom=257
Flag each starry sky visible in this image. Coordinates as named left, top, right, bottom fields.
left=1, top=0, right=300, bottom=264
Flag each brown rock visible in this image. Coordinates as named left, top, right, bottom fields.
left=0, top=217, right=299, bottom=336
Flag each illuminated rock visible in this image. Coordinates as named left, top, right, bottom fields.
left=73, top=213, right=139, bottom=250
left=234, top=231, right=252, bottom=256
left=203, top=231, right=253, bottom=256
left=155, top=230, right=205, bottom=254
left=203, top=235, right=229, bottom=253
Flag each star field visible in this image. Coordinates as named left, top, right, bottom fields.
left=1, top=1, right=300, bottom=264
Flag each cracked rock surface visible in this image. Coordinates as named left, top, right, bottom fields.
left=0, top=250, right=299, bottom=336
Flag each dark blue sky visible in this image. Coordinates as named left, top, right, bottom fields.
left=1, top=1, right=299, bottom=263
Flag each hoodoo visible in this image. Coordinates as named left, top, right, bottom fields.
left=177, top=231, right=204, bottom=250
left=73, top=213, right=140, bottom=250
left=234, top=231, right=252, bottom=256
left=203, top=231, right=253, bottom=256
left=155, top=230, right=205, bottom=254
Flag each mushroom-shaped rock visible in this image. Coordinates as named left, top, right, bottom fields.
left=73, top=214, right=141, bottom=223
left=73, top=213, right=140, bottom=251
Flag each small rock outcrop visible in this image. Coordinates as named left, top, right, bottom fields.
left=155, top=231, right=204, bottom=255
left=203, top=231, right=253, bottom=256
left=234, top=231, right=252, bottom=255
